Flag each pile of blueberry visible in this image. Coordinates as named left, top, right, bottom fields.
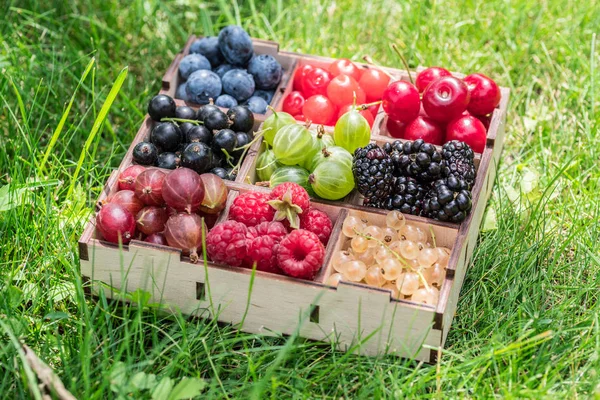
left=175, top=25, right=283, bottom=114
left=132, top=94, right=255, bottom=181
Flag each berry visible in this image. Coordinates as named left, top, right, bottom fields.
left=229, top=192, right=275, bottom=227
left=267, top=182, right=311, bottom=229
left=150, top=122, right=182, bottom=152
left=422, top=76, right=470, bottom=122
left=302, top=67, right=333, bottom=98
left=338, top=105, right=375, bottom=128
left=326, top=74, right=365, bottom=108
left=352, top=143, right=395, bottom=203
left=197, top=101, right=221, bottom=121
left=215, top=94, right=238, bottom=108
left=328, top=58, right=362, bottom=81
left=186, top=125, right=212, bottom=145
left=148, top=95, right=176, bottom=122
left=181, top=142, right=213, bottom=174
left=96, top=203, right=136, bottom=244
left=385, top=176, right=427, bottom=216
left=108, top=190, right=144, bottom=216
left=403, top=116, right=444, bottom=145
left=254, top=90, right=274, bottom=103
left=293, top=64, right=315, bottom=91
left=232, top=132, right=250, bottom=159
left=189, top=36, right=224, bottom=68
left=132, top=142, right=158, bottom=166
left=389, top=139, right=444, bottom=182
left=186, top=70, right=222, bottom=105
left=179, top=53, right=211, bottom=80
left=248, top=54, right=283, bottom=90
left=204, top=108, right=231, bottom=132
left=135, top=169, right=166, bottom=206
left=176, top=83, right=188, bottom=101
left=118, top=165, right=146, bottom=191
left=222, top=69, right=255, bottom=102
left=218, top=25, right=254, bottom=66
left=213, top=63, right=233, bottom=78
left=446, top=115, right=487, bottom=153
left=206, top=220, right=248, bottom=267
left=358, top=68, right=391, bottom=102
left=244, top=221, right=288, bottom=273
left=463, top=73, right=501, bottom=116
left=277, top=229, right=325, bottom=280
left=282, top=91, right=306, bottom=116
left=175, top=106, right=197, bottom=121
left=382, top=81, right=420, bottom=122
left=210, top=167, right=228, bottom=180
left=302, top=95, right=336, bottom=125
left=415, top=67, right=452, bottom=93
left=212, top=129, right=238, bottom=154
left=156, top=152, right=180, bottom=169
left=385, top=118, right=408, bottom=138
left=227, top=105, right=254, bottom=132
left=422, top=178, right=472, bottom=223
left=441, top=140, right=476, bottom=189
left=299, top=208, right=332, bottom=244
left=246, top=96, right=268, bottom=114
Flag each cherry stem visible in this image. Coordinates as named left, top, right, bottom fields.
left=390, top=44, right=414, bottom=85
left=160, top=117, right=203, bottom=125
left=354, top=100, right=382, bottom=111
left=362, top=55, right=395, bottom=80
left=352, top=228, right=430, bottom=290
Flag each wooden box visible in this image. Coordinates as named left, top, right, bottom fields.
left=79, top=39, right=509, bottom=363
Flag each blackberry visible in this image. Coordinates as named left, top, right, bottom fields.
left=422, top=178, right=472, bottom=223
left=389, top=139, right=444, bottom=182
left=352, top=144, right=395, bottom=203
left=387, top=176, right=427, bottom=216
left=441, top=140, right=476, bottom=190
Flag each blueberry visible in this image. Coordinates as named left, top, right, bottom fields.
left=227, top=106, right=254, bottom=133
left=212, top=129, right=238, bottom=154
left=222, top=69, right=255, bottom=102
left=186, top=125, right=212, bottom=145
left=189, top=36, right=224, bottom=67
left=176, top=83, right=189, bottom=101
left=148, top=95, right=176, bottom=122
left=179, top=54, right=212, bottom=80
left=210, top=167, right=229, bottom=180
left=156, top=152, right=180, bottom=170
left=175, top=106, right=197, bottom=120
left=185, top=70, right=222, bottom=105
left=204, top=109, right=231, bottom=132
left=133, top=142, right=158, bottom=165
left=150, top=122, right=182, bottom=152
left=218, top=25, right=254, bottom=66
left=215, top=94, right=238, bottom=108
left=245, top=96, right=268, bottom=114
left=247, top=55, right=282, bottom=90
left=213, top=63, right=233, bottom=78
left=181, top=142, right=213, bottom=174
left=253, top=89, right=274, bottom=104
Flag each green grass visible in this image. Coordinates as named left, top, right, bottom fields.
left=1, top=0, right=599, bottom=398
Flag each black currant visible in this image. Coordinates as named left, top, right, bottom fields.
left=181, top=142, right=213, bottom=174
left=148, top=95, right=176, bottom=122
left=197, top=101, right=221, bottom=122
left=204, top=109, right=231, bottom=132
left=186, top=125, right=212, bottom=145
left=232, top=132, right=250, bottom=159
left=132, top=142, right=158, bottom=165
left=210, top=167, right=228, bottom=180
left=224, top=168, right=237, bottom=181
left=227, top=105, right=254, bottom=133
left=212, top=129, right=237, bottom=154
left=156, top=152, right=180, bottom=169
left=175, top=106, right=197, bottom=120
left=179, top=122, right=196, bottom=137
left=150, top=122, right=182, bottom=152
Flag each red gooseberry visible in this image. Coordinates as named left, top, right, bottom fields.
left=164, top=213, right=206, bottom=263
left=145, top=232, right=168, bottom=246
left=136, top=206, right=169, bottom=236
left=198, top=173, right=228, bottom=214
left=162, top=168, right=205, bottom=213
left=135, top=169, right=167, bottom=206
left=108, top=190, right=144, bottom=216
left=118, top=165, right=146, bottom=191
left=96, top=203, right=136, bottom=244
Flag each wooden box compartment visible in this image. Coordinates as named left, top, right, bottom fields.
left=159, top=36, right=298, bottom=122
left=79, top=39, right=509, bottom=362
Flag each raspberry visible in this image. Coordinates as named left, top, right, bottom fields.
left=277, top=230, right=325, bottom=280
left=206, top=220, right=248, bottom=267
left=244, top=221, right=287, bottom=273
left=267, top=182, right=310, bottom=229
left=229, top=192, right=275, bottom=227
left=246, top=221, right=288, bottom=241
left=299, top=208, right=332, bottom=245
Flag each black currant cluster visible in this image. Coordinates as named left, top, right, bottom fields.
left=132, top=94, right=255, bottom=180
left=352, top=139, right=476, bottom=223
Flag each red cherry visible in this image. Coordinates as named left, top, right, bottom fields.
left=326, top=74, right=365, bottom=108
left=338, top=105, right=374, bottom=127
left=282, top=91, right=306, bottom=116
left=293, top=64, right=314, bottom=92
left=294, top=114, right=306, bottom=121
left=302, top=95, right=336, bottom=125
left=302, top=67, right=333, bottom=98
left=358, top=68, right=391, bottom=102
left=446, top=115, right=487, bottom=153
left=403, top=116, right=444, bottom=145
left=382, top=81, right=420, bottom=122
left=422, top=76, right=470, bottom=122
left=386, top=118, right=408, bottom=138
left=328, top=58, right=362, bottom=81
left=476, top=114, right=491, bottom=130
left=368, top=104, right=380, bottom=118
left=463, top=73, right=501, bottom=116
left=415, top=67, right=452, bottom=93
